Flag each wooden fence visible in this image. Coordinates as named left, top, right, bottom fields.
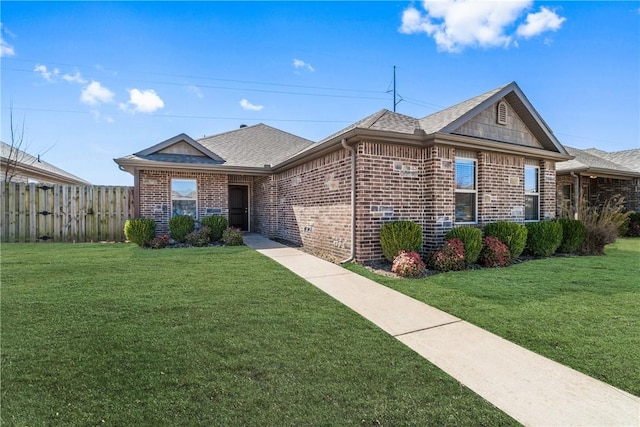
left=1, top=182, right=134, bottom=243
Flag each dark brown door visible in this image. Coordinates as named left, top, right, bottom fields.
left=228, top=185, right=248, bottom=231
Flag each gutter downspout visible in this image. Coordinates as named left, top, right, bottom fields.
left=570, top=171, right=579, bottom=220
left=340, top=138, right=356, bottom=264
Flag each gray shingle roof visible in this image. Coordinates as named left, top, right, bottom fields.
left=418, top=84, right=508, bottom=134
left=1, top=140, right=91, bottom=185
left=197, top=124, right=314, bottom=167
left=557, top=146, right=638, bottom=175
left=583, top=148, right=640, bottom=173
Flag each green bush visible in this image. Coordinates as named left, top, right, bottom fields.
left=627, top=212, right=640, bottom=237
left=222, top=227, right=244, bottom=246
left=380, top=221, right=422, bottom=262
left=445, top=226, right=482, bottom=265
left=525, top=221, right=563, bottom=257
left=557, top=218, right=586, bottom=254
left=169, top=215, right=196, bottom=243
left=185, top=226, right=211, bottom=247
left=124, top=218, right=156, bottom=247
left=200, top=215, right=228, bottom=241
left=483, top=221, right=528, bottom=259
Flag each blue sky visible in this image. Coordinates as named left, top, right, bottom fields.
left=1, top=1, right=638, bottom=186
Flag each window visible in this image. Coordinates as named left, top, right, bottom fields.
left=171, top=178, right=197, bottom=218
left=524, top=165, right=539, bottom=221
left=455, top=158, right=477, bottom=223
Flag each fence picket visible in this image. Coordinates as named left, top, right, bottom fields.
left=1, top=182, right=133, bottom=243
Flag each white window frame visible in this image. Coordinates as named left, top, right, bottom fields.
left=171, top=178, right=198, bottom=218
left=524, top=165, right=540, bottom=222
left=455, top=157, right=477, bottom=224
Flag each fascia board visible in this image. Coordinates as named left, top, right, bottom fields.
left=114, top=157, right=271, bottom=176
left=429, top=133, right=574, bottom=161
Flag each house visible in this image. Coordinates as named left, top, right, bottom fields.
left=556, top=147, right=640, bottom=214
left=115, top=81, right=572, bottom=262
left=1, top=140, right=91, bottom=185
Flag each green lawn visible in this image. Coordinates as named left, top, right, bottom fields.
left=0, top=243, right=516, bottom=426
left=346, top=238, right=640, bottom=397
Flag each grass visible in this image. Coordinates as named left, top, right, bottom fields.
left=346, top=238, right=640, bottom=397
left=0, top=243, right=516, bottom=426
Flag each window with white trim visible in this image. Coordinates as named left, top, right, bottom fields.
left=171, top=178, right=197, bottom=218
left=524, top=165, right=539, bottom=221
left=455, top=157, right=477, bottom=223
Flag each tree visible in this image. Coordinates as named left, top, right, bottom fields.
left=1, top=106, right=30, bottom=183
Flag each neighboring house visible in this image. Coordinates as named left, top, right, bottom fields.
left=115, top=81, right=572, bottom=262
left=556, top=147, right=640, bottom=214
left=1, top=140, right=91, bottom=185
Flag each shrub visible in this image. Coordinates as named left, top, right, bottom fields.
left=627, top=212, right=640, bottom=237
left=149, top=234, right=170, bottom=249
left=445, top=226, right=482, bottom=265
left=200, top=215, right=228, bottom=241
left=429, top=239, right=466, bottom=272
left=479, top=237, right=511, bottom=268
left=169, top=215, right=195, bottom=243
left=483, top=221, right=528, bottom=259
left=557, top=218, right=586, bottom=254
left=185, top=226, right=211, bottom=247
left=380, top=221, right=422, bottom=262
left=391, top=251, right=425, bottom=278
left=578, top=195, right=630, bottom=255
left=124, top=218, right=156, bottom=247
left=525, top=221, right=563, bottom=257
left=222, top=227, right=244, bottom=246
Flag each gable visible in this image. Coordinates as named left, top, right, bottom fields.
left=452, top=98, right=543, bottom=149
left=158, top=141, right=206, bottom=156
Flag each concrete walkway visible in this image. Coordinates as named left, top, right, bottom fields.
left=244, top=234, right=640, bottom=427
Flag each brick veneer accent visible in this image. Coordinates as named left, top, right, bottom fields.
left=272, top=149, right=352, bottom=260
left=138, top=170, right=229, bottom=234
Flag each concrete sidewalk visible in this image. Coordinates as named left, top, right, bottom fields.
left=244, top=233, right=640, bottom=427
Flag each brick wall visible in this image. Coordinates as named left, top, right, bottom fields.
left=477, top=152, right=524, bottom=224
left=584, top=176, right=640, bottom=212
left=252, top=175, right=276, bottom=237
left=355, top=142, right=425, bottom=260
left=138, top=170, right=228, bottom=234
left=273, top=149, right=352, bottom=260
left=422, top=145, right=455, bottom=251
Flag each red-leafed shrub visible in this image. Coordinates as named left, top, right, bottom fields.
left=391, top=251, right=425, bottom=278
left=480, top=237, right=511, bottom=268
left=429, top=238, right=466, bottom=272
left=149, top=234, right=170, bottom=249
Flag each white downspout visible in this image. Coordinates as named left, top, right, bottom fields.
left=340, top=138, right=356, bottom=264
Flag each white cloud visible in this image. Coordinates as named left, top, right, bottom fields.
left=517, top=7, right=566, bottom=38
left=239, top=98, right=264, bottom=111
left=34, top=64, right=60, bottom=82
left=120, top=88, right=164, bottom=113
left=81, top=81, right=115, bottom=105
left=293, top=58, right=315, bottom=72
left=0, top=23, right=15, bottom=57
left=187, top=85, right=203, bottom=99
left=62, top=70, right=87, bottom=84
left=399, top=0, right=565, bottom=52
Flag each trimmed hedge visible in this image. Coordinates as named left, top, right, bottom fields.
left=201, top=215, right=228, bottom=242
left=124, top=218, right=156, bottom=247
left=445, top=226, right=482, bottom=265
left=380, top=221, right=422, bottom=262
left=169, top=215, right=195, bottom=243
left=526, top=221, right=563, bottom=257
left=483, top=221, right=528, bottom=259
left=557, top=218, right=586, bottom=254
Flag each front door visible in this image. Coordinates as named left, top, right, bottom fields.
left=228, top=185, right=249, bottom=231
